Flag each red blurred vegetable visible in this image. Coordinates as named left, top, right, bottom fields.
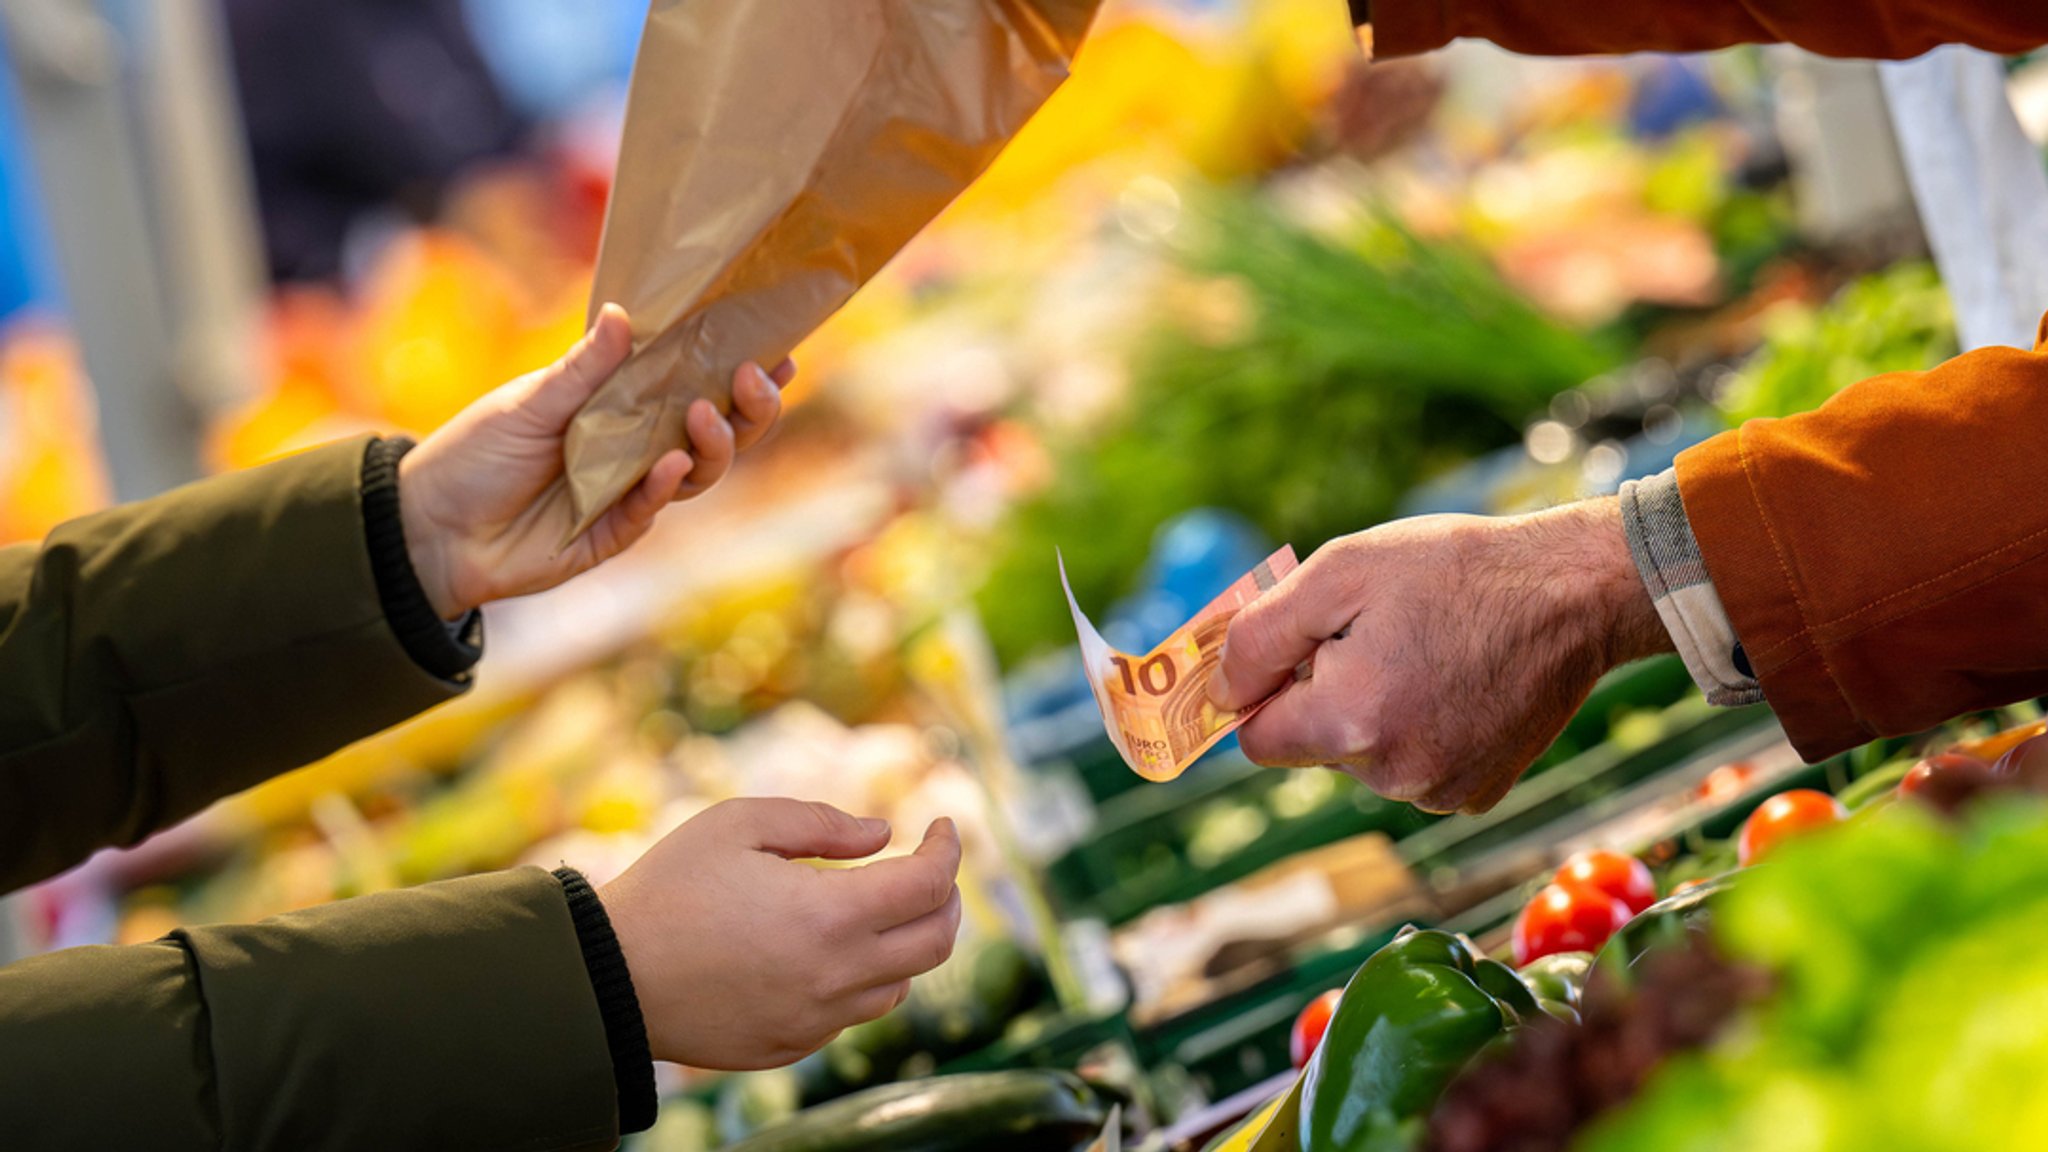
left=1512, top=883, right=1632, bottom=966
left=1993, top=734, right=2048, bottom=778
left=1900, top=752, right=1998, bottom=800
left=1736, top=790, right=1846, bottom=867
left=1290, top=989, right=1343, bottom=1069
left=1695, top=761, right=1758, bottom=806
left=1555, top=850, right=1656, bottom=916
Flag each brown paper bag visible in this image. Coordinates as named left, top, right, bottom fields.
left=565, top=0, right=1104, bottom=537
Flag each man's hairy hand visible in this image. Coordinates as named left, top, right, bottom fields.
left=1209, top=498, right=1672, bottom=813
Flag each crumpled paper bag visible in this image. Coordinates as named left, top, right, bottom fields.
left=565, top=0, right=1104, bottom=537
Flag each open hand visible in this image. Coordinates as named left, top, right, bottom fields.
left=1209, top=499, right=1672, bottom=814
left=397, top=304, right=792, bottom=618
left=598, top=799, right=964, bottom=1069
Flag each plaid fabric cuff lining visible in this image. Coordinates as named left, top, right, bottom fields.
left=1619, top=468, right=1765, bottom=707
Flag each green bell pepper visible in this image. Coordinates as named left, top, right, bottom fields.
left=1517, top=951, right=1593, bottom=1024
left=1298, top=927, right=1533, bottom=1152
left=1601, top=875, right=1733, bottom=972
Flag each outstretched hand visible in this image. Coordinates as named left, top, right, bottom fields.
left=599, top=799, right=964, bottom=1069
left=397, top=304, right=793, bottom=619
left=1209, top=499, right=1673, bottom=814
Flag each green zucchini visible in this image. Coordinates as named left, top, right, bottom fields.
left=723, top=1070, right=1107, bottom=1152
left=1836, top=759, right=1913, bottom=811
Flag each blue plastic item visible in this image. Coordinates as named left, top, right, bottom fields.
left=1589, top=412, right=1724, bottom=494
left=0, top=53, right=59, bottom=322
left=1395, top=444, right=1530, bottom=518
left=1004, top=509, right=1274, bottom=769
left=1138, top=510, right=1271, bottom=608
left=461, top=0, right=643, bottom=118
left=1629, top=57, right=1723, bottom=140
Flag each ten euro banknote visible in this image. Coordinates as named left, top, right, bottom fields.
left=1061, top=546, right=1298, bottom=782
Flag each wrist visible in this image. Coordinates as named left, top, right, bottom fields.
left=396, top=449, right=468, bottom=620
left=557, top=868, right=658, bottom=1133
left=362, top=438, right=485, bottom=679
left=1529, top=497, right=1674, bottom=670
left=596, top=876, right=669, bottom=1062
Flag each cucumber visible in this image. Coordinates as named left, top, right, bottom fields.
left=723, top=1071, right=1107, bottom=1152
left=716, top=1069, right=801, bottom=1145
left=1836, top=759, right=1913, bottom=810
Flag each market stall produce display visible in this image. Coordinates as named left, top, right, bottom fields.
left=10, top=8, right=2041, bottom=1151
left=1299, top=929, right=1542, bottom=1151
left=721, top=1071, right=1109, bottom=1152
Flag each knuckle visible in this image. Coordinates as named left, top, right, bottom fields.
left=860, top=985, right=910, bottom=1022
left=854, top=985, right=904, bottom=1025
left=1232, top=609, right=1283, bottom=666
left=804, top=800, right=849, bottom=836
left=1236, top=721, right=1280, bottom=765
left=1332, top=715, right=1381, bottom=761
left=807, top=1030, right=843, bottom=1058
left=1363, top=771, right=1426, bottom=805
left=1361, top=748, right=1442, bottom=806
left=778, top=1027, right=830, bottom=1063
left=1317, top=533, right=1371, bottom=573
left=809, top=894, right=858, bottom=941
left=702, top=797, right=748, bottom=830
left=807, top=969, right=847, bottom=1003
left=921, top=865, right=953, bottom=911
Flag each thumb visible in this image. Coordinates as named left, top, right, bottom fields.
left=727, top=798, right=892, bottom=861
left=516, top=303, right=634, bottom=428
left=1209, top=565, right=1343, bottom=712
left=836, top=818, right=962, bottom=927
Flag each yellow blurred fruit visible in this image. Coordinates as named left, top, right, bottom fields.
left=346, top=230, right=530, bottom=434
left=0, top=322, right=112, bottom=543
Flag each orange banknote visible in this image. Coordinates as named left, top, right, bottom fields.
left=1061, top=546, right=1299, bottom=781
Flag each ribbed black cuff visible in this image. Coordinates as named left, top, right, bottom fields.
left=360, top=437, right=483, bottom=683
left=1349, top=0, right=1371, bottom=25
left=553, top=867, right=658, bottom=1134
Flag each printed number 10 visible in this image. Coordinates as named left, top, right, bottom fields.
left=1111, top=654, right=1178, bottom=696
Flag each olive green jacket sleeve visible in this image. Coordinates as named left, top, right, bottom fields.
left=0, top=437, right=460, bottom=891
left=0, top=440, right=632, bottom=1148
left=0, top=868, right=623, bottom=1151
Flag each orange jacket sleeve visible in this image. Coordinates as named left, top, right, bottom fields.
left=1674, top=314, right=2048, bottom=759
left=1370, top=0, right=2048, bottom=60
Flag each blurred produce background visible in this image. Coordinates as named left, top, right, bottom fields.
left=6, top=1, right=2048, bottom=1149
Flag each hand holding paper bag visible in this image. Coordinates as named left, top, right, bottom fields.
left=399, top=304, right=791, bottom=620
left=565, top=0, right=1104, bottom=539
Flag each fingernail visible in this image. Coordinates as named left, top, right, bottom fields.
left=859, top=817, right=890, bottom=839
left=749, top=363, right=775, bottom=392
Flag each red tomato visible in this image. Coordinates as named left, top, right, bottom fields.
left=1736, top=789, right=1847, bottom=867
left=1554, top=850, right=1657, bottom=916
left=1695, top=761, right=1758, bottom=806
left=1290, top=989, right=1342, bottom=1068
left=1512, top=883, right=1633, bottom=966
left=1899, top=752, right=1997, bottom=797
